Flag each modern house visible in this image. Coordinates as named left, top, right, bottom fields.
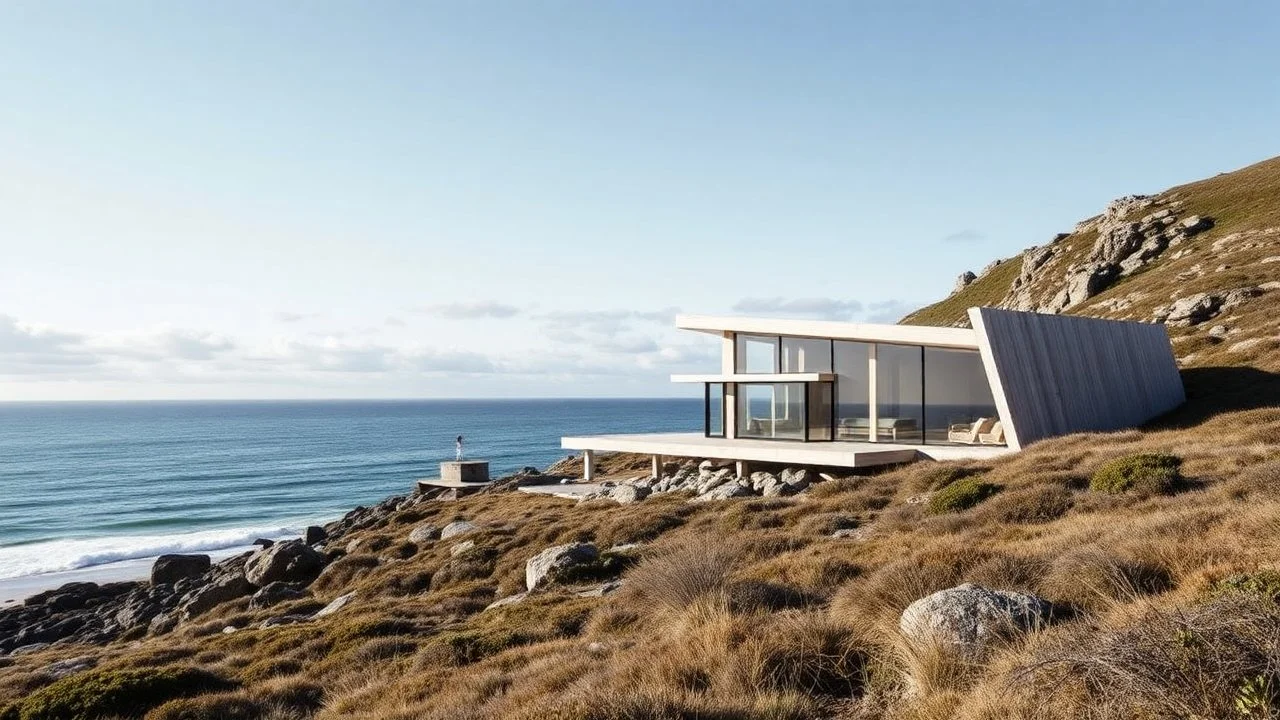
left=562, top=307, right=1184, bottom=479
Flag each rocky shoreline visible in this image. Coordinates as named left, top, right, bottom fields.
left=0, top=455, right=852, bottom=658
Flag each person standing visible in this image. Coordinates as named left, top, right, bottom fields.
left=455, top=435, right=464, bottom=461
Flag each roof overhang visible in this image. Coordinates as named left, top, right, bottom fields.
left=675, top=314, right=980, bottom=350
left=670, top=372, right=837, bottom=383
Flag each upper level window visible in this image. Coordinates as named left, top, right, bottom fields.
left=781, top=337, right=832, bottom=373
left=735, top=335, right=779, bottom=373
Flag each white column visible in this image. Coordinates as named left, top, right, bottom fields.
left=868, top=344, right=879, bottom=443
left=722, top=332, right=737, bottom=439
left=736, top=460, right=748, bottom=478
left=651, top=454, right=663, bottom=479
left=583, top=450, right=595, bottom=482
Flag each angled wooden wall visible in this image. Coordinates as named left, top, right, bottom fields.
left=969, top=308, right=1185, bottom=450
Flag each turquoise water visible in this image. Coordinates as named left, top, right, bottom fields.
left=0, top=399, right=699, bottom=579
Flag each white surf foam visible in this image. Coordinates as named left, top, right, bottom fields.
left=0, top=524, right=307, bottom=580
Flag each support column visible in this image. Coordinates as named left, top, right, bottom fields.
left=736, top=460, right=748, bottom=478
left=651, top=454, right=663, bottom=479
left=583, top=450, right=595, bottom=482
left=868, top=344, right=879, bottom=443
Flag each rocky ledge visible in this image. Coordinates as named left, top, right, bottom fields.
left=582, top=460, right=831, bottom=504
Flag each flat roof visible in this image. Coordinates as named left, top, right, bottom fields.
left=675, top=314, right=980, bottom=350
left=561, top=432, right=1013, bottom=469
left=670, top=372, right=837, bottom=383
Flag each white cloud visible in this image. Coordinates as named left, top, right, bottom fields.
left=732, top=297, right=865, bottom=321
left=419, top=302, right=520, bottom=320
left=942, top=229, right=985, bottom=243
left=0, top=315, right=100, bottom=374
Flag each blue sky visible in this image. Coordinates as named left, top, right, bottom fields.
left=1, top=1, right=1277, bottom=400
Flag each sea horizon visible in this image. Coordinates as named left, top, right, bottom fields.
left=0, top=398, right=700, bottom=593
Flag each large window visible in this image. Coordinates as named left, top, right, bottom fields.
left=736, top=383, right=805, bottom=440
left=735, top=335, right=779, bottom=373
left=924, top=348, right=1001, bottom=445
left=875, top=344, right=924, bottom=443
left=833, top=341, right=871, bottom=440
left=705, top=383, right=725, bottom=438
left=806, top=382, right=834, bottom=441
left=782, top=337, right=832, bottom=373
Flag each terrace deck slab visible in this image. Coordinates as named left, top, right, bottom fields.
left=561, top=432, right=1012, bottom=470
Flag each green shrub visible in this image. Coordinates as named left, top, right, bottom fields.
left=1090, top=453, right=1182, bottom=495
left=927, top=477, right=1000, bottom=514
left=11, top=667, right=231, bottom=720
left=1212, top=571, right=1280, bottom=602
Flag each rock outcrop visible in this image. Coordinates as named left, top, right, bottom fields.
left=150, top=554, right=211, bottom=586
left=244, top=541, right=326, bottom=587
left=526, top=543, right=598, bottom=591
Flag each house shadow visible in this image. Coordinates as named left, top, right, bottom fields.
left=1150, top=365, right=1280, bottom=430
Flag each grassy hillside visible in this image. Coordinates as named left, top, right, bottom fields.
left=3, top=157, right=1280, bottom=720
left=903, top=155, right=1280, bottom=373
left=3, top=390, right=1280, bottom=720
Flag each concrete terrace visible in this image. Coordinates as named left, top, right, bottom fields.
left=562, top=432, right=1015, bottom=475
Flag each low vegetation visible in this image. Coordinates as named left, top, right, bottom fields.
left=0, top=397, right=1278, bottom=720
left=1089, top=452, right=1183, bottom=495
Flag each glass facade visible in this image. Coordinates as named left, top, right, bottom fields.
left=833, top=341, right=871, bottom=440
left=704, top=333, right=1005, bottom=446
left=736, top=383, right=805, bottom=440
left=923, top=347, right=1000, bottom=445
left=736, top=335, right=779, bottom=373
left=781, top=337, right=832, bottom=373
left=705, top=383, right=725, bottom=438
left=875, top=344, right=924, bottom=443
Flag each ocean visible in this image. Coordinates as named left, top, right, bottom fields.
left=0, top=399, right=699, bottom=583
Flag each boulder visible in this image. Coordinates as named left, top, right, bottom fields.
left=899, top=583, right=1054, bottom=658
left=690, top=482, right=753, bottom=502
left=1160, top=292, right=1221, bottom=326
left=150, top=554, right=211, bottom=586
left=953, top=271, right=977, bottom=293
left=179, top=574, right=254, bottom=620
left=45, top=655, right=95, bottom=679
left=249, top=582, right=308, bottom=610
left=408, top=524, right=439, bottom=544
left=313, top=591, right=356, bottom=618
left=1177, top=214, right=1213, bottom=236
left=440, top=520, right=479, bottom=539
left=244, top=540, right=325, bottom=587
left=749, top=471, right=777, bottom=493
left=304, top=526, right=327, bottom=545
left=450, top=540, right=477, bottom=557
left=526, top=543, right=599, bottom=591
left=609, top=485, right=649, bottom=505
left=780, top=468, right=812, bottom=490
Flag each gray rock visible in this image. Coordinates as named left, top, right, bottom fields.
left=313, top=591, right=356, bottom=618
left=954, top=271, right=977, bottom=293
left=150, top=554, right=211, bottom=586
left=749, top=471, right=776, bottom=493
left=179, top=573, right=254, bottom=620
left=304, top=526, right=326, bottom=545
left=485, top=592, right=528, bottom=611
left=440, top=520, right=479, bottom=539
left=1178, top=214, right=1213, bottom=236
left=690, top=482, right=753, bottom=502
left=526, top=543, right=599, bottom=591
left=450, top=540, right=477, bottom=557
left=249, top=582, right=308, bottom=610
left=45, top=655, right=95, bottom=679
left=9, top=643, right=50, bottom=656
left=609, top=485, right=649, bottom=504
left=1208, top=324, right=1229, bottom=339
left=761, top=477, right=793, bottom=497
left=244, top=540, right=325, bottom=587
left=408, top=524, right=439, bottom=544
left=575, top=580, right=623, bottom=598
left=260, top=614, right=311, bottom=629
left=899, top=583, right=1055, bottom=658
left=780, top=468, right=812, bottom=490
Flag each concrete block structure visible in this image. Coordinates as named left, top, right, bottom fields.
left=563, top=307, right=1184, bottom=478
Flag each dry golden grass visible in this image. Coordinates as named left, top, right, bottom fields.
left=5, top=378, right=1280, bottom=718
